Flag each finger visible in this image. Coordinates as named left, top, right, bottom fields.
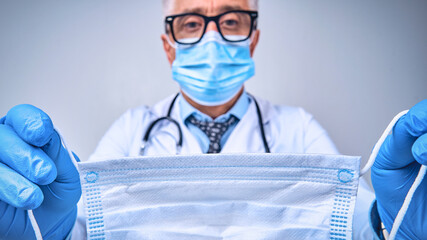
left=0, top=124, right=57, bottom=185
left=375, top=99, right=427, bottom=170
left=3, top=104, right=77, bottom=183
left=38, top=132, right=82, bottom=210
left=3, top=104, right=81, bottom=207
left=4, top=104, right=54, bottom=147
left=404, top=100, right=427, bottom=137
left=42, top=131, right=79, bottom=182
left=0, top=162, right=43, bottom=209
left=413, top=133, right=427, bottom=165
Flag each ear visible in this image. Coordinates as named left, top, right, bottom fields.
left=249, top=29, right=260, bottom=57
left=161, top=34, right=176, bottom=66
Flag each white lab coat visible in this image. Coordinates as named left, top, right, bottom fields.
left=72, top=94, right=375, bottom=239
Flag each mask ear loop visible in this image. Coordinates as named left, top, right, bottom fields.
left=388, top=165, right=426, bottom=239
left=28, top=128, right=79, bottom=240
left=166, top=35, right=177, bottom=49
left=27, top=210, right=43, bottom=240
left=360, top=110, right=427, bottom=240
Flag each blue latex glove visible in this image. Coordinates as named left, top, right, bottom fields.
left=371, top=99, right=427, bottom=239
left=0, top=104, right=81, bottom=240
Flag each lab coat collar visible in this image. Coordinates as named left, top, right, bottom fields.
left=220, top=94, right=277, bottom=153
left=178, top=91, right=251, bottom=123
left=148, top=92, right=278, bottom=154
left=150, top=92, right=276, bottom=126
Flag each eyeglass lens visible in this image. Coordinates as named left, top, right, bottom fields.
left=172, top=12, right=252, bottom=44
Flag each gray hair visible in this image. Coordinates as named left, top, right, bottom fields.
left=162, top=0, right=259, bottom=16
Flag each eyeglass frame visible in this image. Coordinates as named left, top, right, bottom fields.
left=164, top=10, right=258, bottom=45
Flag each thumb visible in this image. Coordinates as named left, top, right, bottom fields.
left=5, top=104, right=80, bottom=206
left=5, top=104, right=78, bottom=174
left=374, top=99, right=427, bottom=170
left=412, top=133, right=427, bottom=165
left=5, top=104, right=55, bottom=148
left=42, top=131, right=80, bottom=184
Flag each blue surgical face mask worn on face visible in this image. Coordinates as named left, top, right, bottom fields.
left=171, top=31, right=255, bottom=106
left=79, top=153, right=361, bottom=239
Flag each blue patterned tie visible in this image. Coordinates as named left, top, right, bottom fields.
left=188, top=115, right=237, bottom=153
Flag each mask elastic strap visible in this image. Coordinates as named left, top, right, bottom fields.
left=389, top=165, right=426, bottom=239
left=166, top=36, right=177, bottom=49
left=360, top=110, right=408, bottom=176
left=28, top=128, right=79, bottom=240
left=360, top=110, right=427, bottom=240
left=28, top=210, right=43, bottom=240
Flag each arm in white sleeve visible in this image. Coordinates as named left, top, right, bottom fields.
left=299, top=108, right=339, bottom=154
left=89, top=106, right=150, bottom=161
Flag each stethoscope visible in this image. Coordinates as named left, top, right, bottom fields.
left=140, top=93, right=270, bottom=155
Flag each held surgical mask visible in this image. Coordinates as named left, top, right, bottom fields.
left=27, top=110, right=426, bottom=240
left=171, top=31, right=255, bottom=106
left=79, top=153, right=361, bottom=239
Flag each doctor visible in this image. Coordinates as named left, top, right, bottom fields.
left=0, top=0, right=426, bottom=239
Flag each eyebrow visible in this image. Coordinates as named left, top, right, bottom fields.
left=180, top=7, right=205, bottom=15
left=218, top=5, right=245, bottom=12
left=180, top=5, right=246, bottom=15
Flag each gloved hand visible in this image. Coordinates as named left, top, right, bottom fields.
left=371, top=99, right=427, bottom=239
left=0, top=104, right=81, bottom=240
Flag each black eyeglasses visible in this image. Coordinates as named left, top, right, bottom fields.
left=165, top=10, right=258, bottom=45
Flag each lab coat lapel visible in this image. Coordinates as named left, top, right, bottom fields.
left=144, top=94, right=203, bottom=155
left=221, top=96, right=275, bottom=153
left=147, top=94, right=276, bottom=155
left=171, top=97, right=203, bottom=155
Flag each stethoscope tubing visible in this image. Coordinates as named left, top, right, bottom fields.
left=140, top=92, right=270, bottom=155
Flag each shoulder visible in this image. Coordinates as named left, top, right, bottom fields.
left=117, top=94, right=179, bottom=124
left=119, top=105, right=151, bottom=122
left=110, top=94, right=180, bottom=141
left=252, top=95, right=313, bottom=126
left=89, top=94, right=179, bottom=160
left=250, top=95, right=337, bottom=153
left=273, top=105, right=313, bottom=121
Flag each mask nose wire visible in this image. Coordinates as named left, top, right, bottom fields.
left=28, top=128, right=79, bottom=240
left=359, top=109, right=427, bottom=240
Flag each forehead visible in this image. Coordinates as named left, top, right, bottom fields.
left=169, top=0, right=252, bottom=15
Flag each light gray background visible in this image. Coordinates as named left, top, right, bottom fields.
left=1, top=1, right=426, bottom=180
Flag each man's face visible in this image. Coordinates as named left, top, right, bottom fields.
left=161, top=0, right=260, bottom=65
